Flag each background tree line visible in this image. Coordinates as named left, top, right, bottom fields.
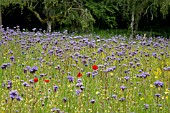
left=0, top=0, right=170, bottom=37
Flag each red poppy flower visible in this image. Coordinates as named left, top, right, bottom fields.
left=77, top=72, right=82, bottom=78
left=92, top=65, right=98, bottom=70
left=44, top=79, right=50, bottom=83
left=34, top=78, right=38, bottom=82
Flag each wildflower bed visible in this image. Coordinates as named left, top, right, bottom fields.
left=0, top=28, right=170, bottom=113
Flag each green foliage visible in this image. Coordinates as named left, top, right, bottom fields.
left=1, top=0, right=95, bottom=31
left=61, top=6, right=95, bottom=31
left=85, top=0, right=118, bottom=28
left=1, top=0, right=170, bottom=34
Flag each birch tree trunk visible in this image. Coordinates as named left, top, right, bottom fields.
left=0, top=5, right=2, bottom=26
left=130, top=11, right=135, bottom=38
left=47, top=21, right=52, bottom=33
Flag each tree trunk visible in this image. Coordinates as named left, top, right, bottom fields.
left=134, top=17, right=140, bottom=37
left=130, top=11, right=135, bottom=38
left=47, top=21, right=52, bottom=33
left=0, top=5, right=2, bottom=26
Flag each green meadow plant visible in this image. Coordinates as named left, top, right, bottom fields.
left=0, top=27, right=170, bottom=113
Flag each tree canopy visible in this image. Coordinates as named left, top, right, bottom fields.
left=1, top=0, right=170, bottom=36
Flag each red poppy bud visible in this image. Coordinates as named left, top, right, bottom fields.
left=92, top=65, right=98, bottom=70
left=34, top=78, right=38, bottom=82
left=77, top=72, right=82, bottom=78
left=44, top=79, right=50, bottom=83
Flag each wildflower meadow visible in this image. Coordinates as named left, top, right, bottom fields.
left=0, top=27, right=170, bottom=113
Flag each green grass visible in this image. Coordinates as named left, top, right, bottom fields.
left=71, top=28, right=170, bottom=39
left=0, top=30, right=170, bottom=113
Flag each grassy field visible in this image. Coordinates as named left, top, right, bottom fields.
left=0, top=28, right=170, bottom=113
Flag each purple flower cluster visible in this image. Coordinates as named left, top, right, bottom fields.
left=0, top=26, right=170, bottom=112
left=23, top=66, right=38, bottom=73
left=9, top=90, right=22, bottom=101
left=1, top=63, right=11, bottom=70
left=154, top=80, right=164, bottom=88
left=163, top=67, right=170, bottom=71
left=136, top=72, right=150, bottom=79
left=7, top=80, right=12, bottom=89
left=23, top=82, right=30, bottom=87
left=75, top=78, right=85, bottom=95
left=67, top=76, right=74, bottom=82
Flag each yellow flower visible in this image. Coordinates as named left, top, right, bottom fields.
left=150, top=84, right=154, bottom=88
left=68, top=84, right=71, bottom=88
left=153, top=68, right=162, bottom=78
left=88, top=109, right=92, bottom=112
left=101, top=53, right=105, bottom=58
left=165, top=91, right=169, bottom=95
left=166, top=96, right=168, bottom=99
left=162, top=96, right=164, bottom=100
left=96, top=91, right=100, bottom=95
left=110, top=73, right=113, bottom=76
left=140, top=97, right=145, bottom=100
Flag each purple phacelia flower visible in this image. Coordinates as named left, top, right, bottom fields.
left=23, top=68, right=28, bottom=73
left=16, top=95, right=22, bottom=101
left=10, top=56, right=15, bottom=61
left=92, top=70, right=98, bottom=78
left=55, top=65, right=61, bottom=70
left=63, top=97, right=67, bottom=103
left=107, top=68, right=114, bottom=72
left=160, top=52, right=164, bottom=56
left=97, top=48, right=103, bottom=53
left=157, top=104, right=162, bottom=107
left=124, top=76, right=130, bottom=81
left=82, top=59, right=87, bottom=65
left=76, top=83, right=83, bottom=87
left=51, top=108, right=60, bottom=112
left=155, top=93, right=161, bottom=98
left=86, top=72, right=91, bottom=77
left=80, top=86, right=85, bottom=90
left=9, top=90, right=18, bottom=100
left=90, top=99, right=95, bottom=104
left=32, top=66, right=38, bottom=71
left=136, top=72, right=150, bottom=79
left=29, top=79, right=34, bottom=83
left=152, top=52, right=157, bottom=57
left=53, top=85, right=58, bottom=92
left=1, top=63, right=8, bottom=70
left=8, top=80, right=12, bottom=86
left=48, top=50, right=54, bottom=55
left=120, top=86, right=126, bottom=91
left=40, top=74, right=46, bottom=77
left=144, top=104, right=149, bottom=109
left=7, top=80, right=12, bottom=89
left=154, top=80, right=164, bottom=88
left=76, top=90, right=82, bottom=95
left=67, top=76, right=74, bottom=82
left=136, top=63, right=141, bottom=67
left=77, top=78, right=82, bottom=83
left=119, top=97, right=125, bottom=101
left=2, top=82, right=5, bottom=88
left=163, top=67, right=170, bottom=71
left=23, top=82, right=30, bottom=87
left=30, top=66, right=38, bottom=73
left=7, top=85, right=12, bottom=89
left=111, top=94, right=117, bottom=99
